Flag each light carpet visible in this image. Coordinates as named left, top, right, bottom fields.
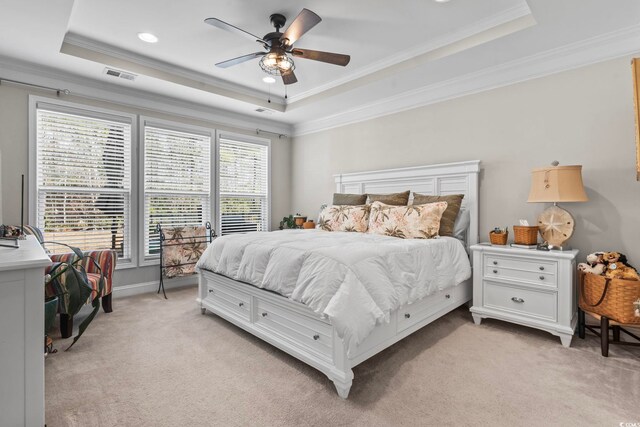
left=45, top=286, right=639, bottom=427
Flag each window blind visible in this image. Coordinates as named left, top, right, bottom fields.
left=144, top=125, right=211, bottom=256
left=218, top=137, right=269, bottom=235
left=35, top=108, right=132, bottom=258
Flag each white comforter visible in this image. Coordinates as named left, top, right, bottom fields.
left=196, top=229, right=471, bottom=352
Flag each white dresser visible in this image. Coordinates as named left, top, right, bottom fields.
left=470, top=244, right=579, bottom=347
left=0, top=236, right=51, bottom=426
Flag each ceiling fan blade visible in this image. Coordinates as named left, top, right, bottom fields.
left=291, top=48, right=350, bottom=66
left=282, top=71, right=298, bottom=85
left=215, top=52, right=264, bottom=68
left=205, top=18, right=266, bottom=45
left=280, top=9, right=321, bottom=47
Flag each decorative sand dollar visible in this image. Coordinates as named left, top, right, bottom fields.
left=537, top=205, right=574, bottom=247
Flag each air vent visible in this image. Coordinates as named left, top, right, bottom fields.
left=103, top=67, right=137, bottom=81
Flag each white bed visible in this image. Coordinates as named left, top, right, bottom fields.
left=197, top=160, right=480, bottom=398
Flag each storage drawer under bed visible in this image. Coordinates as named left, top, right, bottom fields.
left=205, top=281, right=251, bottom=322
left=254, top=298, right=333, bottom=361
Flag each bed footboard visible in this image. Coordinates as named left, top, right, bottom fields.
left=198, top=270, right=471, bottom=398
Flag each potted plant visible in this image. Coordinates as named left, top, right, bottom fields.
left=44, top=242, right=104, bottom=351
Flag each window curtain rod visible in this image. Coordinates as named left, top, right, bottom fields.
left=0, top=77, right=71, bottom=96
left=256, top=128, right=288, bottom=139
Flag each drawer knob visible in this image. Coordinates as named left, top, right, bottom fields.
left=208, top=289, right=214, bottom=293
left=493, top=269, right=498, bottom=274
left=445, top=294, right=451, bottom=299
left=238, top=302, right=244, bottom=307
left=539, top=276, right=545, bottom=281
left=404, top=313, right=411, bottom=319
left=511, top=297, right=525, bottom=304
left=539, top=266, right=545, bottom=271
left=313, top=334, right=320, bottom=341
left=261, top=312, right=268, bottom=317
left=493, top=261, right=498, bottom=265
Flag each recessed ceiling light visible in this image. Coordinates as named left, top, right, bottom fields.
left=138, top=32, right=158, bottom=43
left=262, top=76, right=276, bottom=84
left=434, top=0, right=450, bottom=2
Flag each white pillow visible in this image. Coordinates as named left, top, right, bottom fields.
left=453, top=204, right=470, bottom=241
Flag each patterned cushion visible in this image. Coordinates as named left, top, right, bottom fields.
left=367, top=201, right=448, bottom=239
left=317, top=205, right=370, bottom=232
left=162, top=225, right=208, bottom=278
left=366, top=190, right=410, bottom=206
left=412, top=194, right=464, bottom=237
left=332, top=193, right=367, bottom=205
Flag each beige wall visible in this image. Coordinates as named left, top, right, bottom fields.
left=291, top=57, right=640, bottom=259
left=0, top=84, right=291, bottom=287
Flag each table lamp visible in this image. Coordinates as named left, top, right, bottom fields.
left=527, top=162, right=588, bottom=250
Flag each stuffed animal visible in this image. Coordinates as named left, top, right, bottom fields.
left=604, top=261, right=640, bottom=281
left=578, top=251, right=607, bottom=275
left=601, top=252, right=635, bottom=269
left=577, top=262, right=606, bottom=275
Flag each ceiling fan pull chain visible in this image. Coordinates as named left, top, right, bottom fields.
left=285, top=85, right=288, bottom=100
left=268, top=85, right=271, bottom=103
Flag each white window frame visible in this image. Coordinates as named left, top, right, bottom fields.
left=215, top=131, right=271, bottom=235
left=28, top=95, right=138, bottom=269
left=138, top=116, right=215, bottom=267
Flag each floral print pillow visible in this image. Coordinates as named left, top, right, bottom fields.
left=317, top=205, right=370, bottom=232
left=367, top=201, right=448, bottom=239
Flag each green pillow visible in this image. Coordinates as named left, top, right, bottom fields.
left=333, top=193, right=367, bottom=205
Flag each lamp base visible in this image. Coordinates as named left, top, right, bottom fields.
left=536, top=204, right=575, bottom=249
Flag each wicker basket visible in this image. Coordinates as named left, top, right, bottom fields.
left=579, top=271, right=640, bottom=325
left=513, top=226, right=539, bottom=245
left=489, top=231, right=508, bottom=245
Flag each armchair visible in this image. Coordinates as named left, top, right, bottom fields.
left=21, top=225, right=117, bottom=338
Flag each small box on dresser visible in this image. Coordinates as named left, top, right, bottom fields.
left=470, top=244, right=579, bottom=347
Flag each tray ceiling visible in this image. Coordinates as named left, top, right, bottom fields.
left=1, top=0, right=639, bottom=134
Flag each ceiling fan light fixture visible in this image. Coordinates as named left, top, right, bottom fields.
left=262, top=76, right=276, bottom=84
left=259, top=51, right=295, bottom=76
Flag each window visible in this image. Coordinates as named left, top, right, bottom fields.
left=218, top=135, right=269, bottom=235
left=143, top=122, right=212, bottom=257
left=33, top=104, right=132, bottom=259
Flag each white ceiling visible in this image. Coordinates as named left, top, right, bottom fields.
left=1, top=0, right=640, bottom=135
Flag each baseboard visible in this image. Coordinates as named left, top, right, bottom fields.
left=112, top=276, right=197, bottom=298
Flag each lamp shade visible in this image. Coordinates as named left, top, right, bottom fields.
left=527, top=165, right=588, bottom=203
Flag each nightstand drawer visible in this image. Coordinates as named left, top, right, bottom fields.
left=485, top=255, right=557, bottom=275
left=485, top=266, right=557, bottom=287
left=484, top=281, right=557, bottom=321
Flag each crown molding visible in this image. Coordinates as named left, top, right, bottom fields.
left=0, top=55, right=293, bottom=136
left=62, top=33, right=286, bottom=111
left=286, top=2, right=533, bottom=104
left=291, top=24, right=640, bottom=137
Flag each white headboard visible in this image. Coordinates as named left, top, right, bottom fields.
left=334, top=160, right=480, bottom=248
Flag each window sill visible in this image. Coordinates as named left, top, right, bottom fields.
left=115, top=260, right=137, bottom=270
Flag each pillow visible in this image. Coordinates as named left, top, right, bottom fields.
left=453, top=204, right=470, bottom=241
left=411, top=193, right=464, bottom=237
left=317, top=205, right=370, bottom=232
left=367, top=201, right=448, bottom=239
left=333, top=193, right=367, bottom=205
left=366, top=190, right=410, bottom=206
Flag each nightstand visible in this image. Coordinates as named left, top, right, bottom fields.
left=470, top=244, right=579, bottom=347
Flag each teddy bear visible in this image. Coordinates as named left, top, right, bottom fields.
left=577, top=252, right=607, bottom=275
left=604, top=261, right=640, bottom=281
left=601, top=251, right=634, bottom=268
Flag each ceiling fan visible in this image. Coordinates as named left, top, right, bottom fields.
left=204, top=8, right=350, bottom=85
